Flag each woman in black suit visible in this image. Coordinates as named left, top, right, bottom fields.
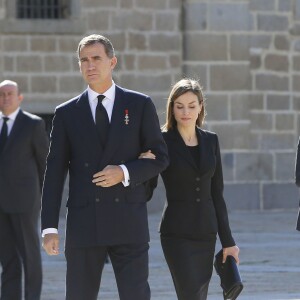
left=141, top=78, right=239, bottom=300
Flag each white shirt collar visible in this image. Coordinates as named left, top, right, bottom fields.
left=1, top=107, right=20, bottom=121
left=87, top=81, right=116, bottom=103
left=86, top=82, right=116, bottom=122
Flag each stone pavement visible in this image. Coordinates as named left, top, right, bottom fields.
left=2, top=210, right=300, bottom=299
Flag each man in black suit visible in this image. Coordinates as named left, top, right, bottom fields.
left=295, top=137, right=300, bottom=231
left=0, top=80, right=49, bottom=300
left=41, top=34, right=168, bottom=300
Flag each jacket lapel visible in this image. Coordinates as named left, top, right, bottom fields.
left=167, top=127, right=215, bottom=178
left=100, top=86, right=130, bottom=166
left=2, top=110, right=24, bottom=154
left=196, top=128, right=216, bottom=179
left=74, top=90, right=102, bottom=150
left=169, top=128, right=198, bottom=170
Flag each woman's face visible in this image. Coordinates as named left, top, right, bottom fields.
left=173, top=91, right=202, bottom=128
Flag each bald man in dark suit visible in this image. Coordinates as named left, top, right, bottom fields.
left=0, top=80, right=49, bottom=300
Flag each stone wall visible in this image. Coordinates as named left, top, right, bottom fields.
left=0, top=0, right=299, bottom=212
left=183, top=0, right=299, bottom=211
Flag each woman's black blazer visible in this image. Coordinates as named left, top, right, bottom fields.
left=159, top=127, right=235, bottom=247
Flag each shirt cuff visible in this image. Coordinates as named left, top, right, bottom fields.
left=42, top=228, right=58, bottom=237
left=120, top=164, right=130, bottom=187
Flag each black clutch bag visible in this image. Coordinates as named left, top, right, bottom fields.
left=214, top=249, right=243, bottom=300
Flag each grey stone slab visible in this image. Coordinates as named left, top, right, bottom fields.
left=265, top=53, right=289, bottom=72
left=44, top=55, right=72, bottom=72
left=120, top=74, right=172, bottom=93
left=58, top=76, right=85, bottom=94
left=210, top=64, right=252, bottom=91
left=184, top=33, right=227, bottom=61
left=275, top=152, right=296, bottom=181
left=16, top=55, right=42, bottom=73
left=224, top=183, right=260, bottom=210
left=230, top=35, right=250, bottom=61
left=31, top=37, right=57, bottom=52
left=182, top=64, right=207, bottom=88
left=278, top=0, right=293, bottom=12
left=274, top=34, right=290, bottom=50
left=249, top=34, right=272, bottom=49
left=292, top=74, right=300, bottom=92
left=183, top=2, right=207, bottom=30
left=295, top=0, right=300, bottom=21
left=221, top=152, right=234, bottom=181
left=112, top=11, right=153, bottom=31
left=250, top=51, right=262, bottom=69
left=263, top=183, right=299, bottom=209
left=149, top=33, right=181, bottom=51
left=231, top=94, right=250, bottom=120
left=289, top=23, right=300, bottom=36
left=31, top=76, right=57, bottom=93
left=210, top=123, right=251, bottom=150
left=120, top=0, right=133, bottom=9
left=87, top=11, right=109, bottom=31
left=266, top=94, right=291, bottom=110
left=292, top=55, right=300, bottom=71
left=205, top=93, right=229, bottom=121
left=292, top=96, right=300, bottom=110
left=249, top=93, right=264, bottom=110
left=275, top=113, right=295, bottom=131
left=293, top=39, right=300, bottom=52
left=209, top=3, right=254, bottom=31
left=257, top=14, right=289, bottom=31
left=135, top=0, right=167, bottom=9
left=235, top=152, right=273, bottom=181
left=260, top=133, right=294, bottom=150
left=256, top=74, right=289, bottom=91
left=249, top=0, right=276, bottom=11
left=250, top=112, right=273, bottom=130
left=137, top=55, right=168, bottom=70
left=155, top=12, right=179, bottom=31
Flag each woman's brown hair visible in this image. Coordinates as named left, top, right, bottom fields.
left=162, top=78, right=206, bottom=131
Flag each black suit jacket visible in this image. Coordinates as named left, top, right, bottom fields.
left=0, top=110, right=49, bottom=213
left=41, top=85, right=169, bottom=247
left=295, top=137, right=300, bottom=231
left=159, top=128, right=235, bottom=247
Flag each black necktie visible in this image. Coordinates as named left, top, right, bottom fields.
left=96, top=95, right=110, bottom=146
left=0, top=117, right=9, bottom=154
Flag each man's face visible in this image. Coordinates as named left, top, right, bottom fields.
left=0, top=84, right=23, bottom=115
left=78, top=43, right=117, bottom=90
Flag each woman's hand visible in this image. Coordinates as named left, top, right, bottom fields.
left=138, top=150, right=156, bottom=159
left=222, top=245, right=240, bottom=264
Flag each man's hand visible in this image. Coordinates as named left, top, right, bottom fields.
left=92, top=165, right=124, bottom=187
left=42, top=233, right=60, bottom=255
left=139, top=150, right=156, bottom=160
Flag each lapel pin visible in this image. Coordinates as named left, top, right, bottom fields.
left=124, top=109, right=129, bottom=125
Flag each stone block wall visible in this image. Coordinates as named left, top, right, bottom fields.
left=0, top=0, right=299, bottom=212
left=183, top=0, right=300, bottom=211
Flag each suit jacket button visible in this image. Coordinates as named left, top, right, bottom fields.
left=196, top=198, right=201, bottom=202
left=84, top=163, right=89, bottom=167
left=196, top=187, right=200, bottom=191
left=95, top=198, right=100, bottom=202
left=115, top=198, right=120, bottom=202
left=196, top=177, right=200, bottom=181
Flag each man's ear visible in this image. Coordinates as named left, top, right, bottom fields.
left=111, top=56, right=117, bottom=70
left=18, top=93, right=24, bottom=104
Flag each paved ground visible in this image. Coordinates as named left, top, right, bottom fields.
left=1, top=209, right=300, bottom=299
